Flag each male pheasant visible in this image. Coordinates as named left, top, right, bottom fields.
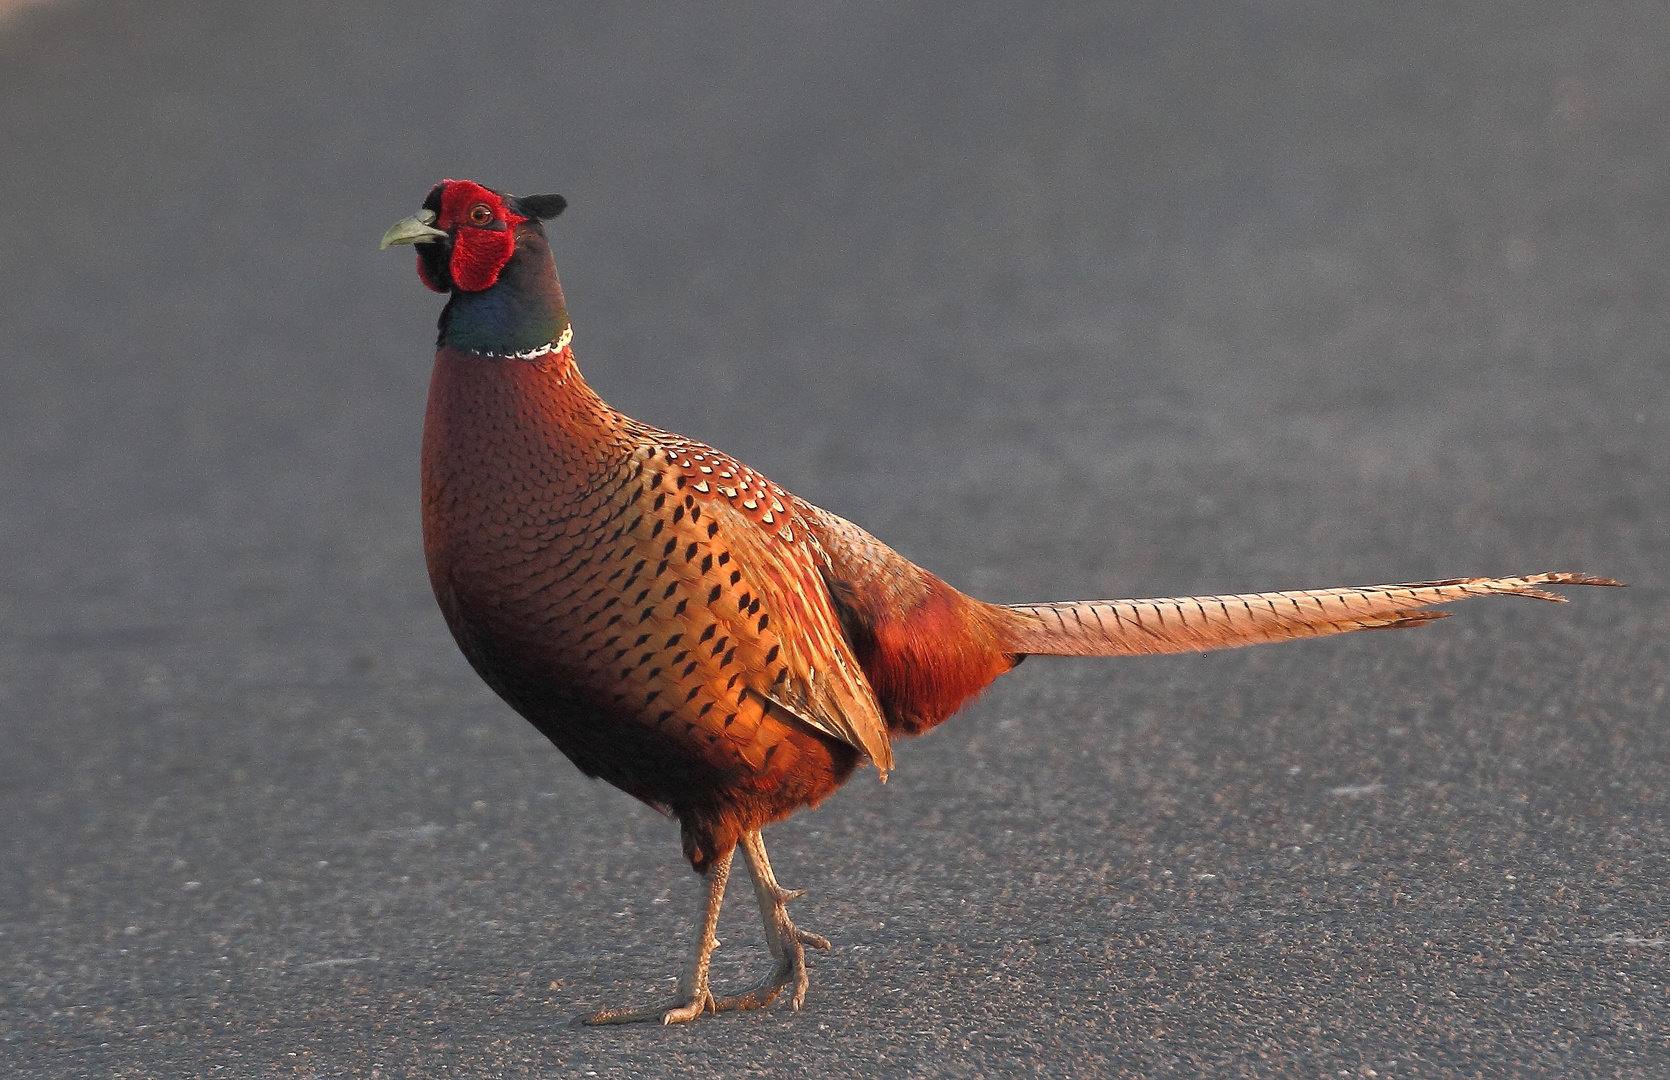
left=382, top=179, right=1618, bottom=1025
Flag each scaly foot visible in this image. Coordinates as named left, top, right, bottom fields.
left=577, top=992, right=715, bottom=1026
left=718, top=831, right=830, bottom=1012
left=575, top=848, right=733, bottom=1026
left=713, top=904, right=830, bottom=1012
left=574, top=833, right=831, bottom=1024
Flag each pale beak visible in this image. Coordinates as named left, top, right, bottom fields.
left=380, top=208, right=448, bottom=249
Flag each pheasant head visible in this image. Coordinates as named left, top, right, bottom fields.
left=382, top=179, right=571, bottom=356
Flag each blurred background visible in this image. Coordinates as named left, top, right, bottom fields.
left=1, top=2, right=1664, bottom=1075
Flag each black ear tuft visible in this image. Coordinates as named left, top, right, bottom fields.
left=520, top=193, right=567, bottom=220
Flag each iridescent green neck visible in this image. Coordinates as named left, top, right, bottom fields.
left=438, top=228, right=570, bottom=356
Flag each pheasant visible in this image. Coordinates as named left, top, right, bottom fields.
left=381, top=179, right=1618, bottom=1025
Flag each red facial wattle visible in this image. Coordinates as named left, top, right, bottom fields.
left=419, top=179, right=530, bottom=293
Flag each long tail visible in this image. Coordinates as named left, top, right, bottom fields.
left=996, top=572, right=1621, bottom=657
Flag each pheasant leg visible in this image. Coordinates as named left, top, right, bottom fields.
left=711, top=829, right=830, bottom=1012
left=579, top=846, right=733, bottom=1025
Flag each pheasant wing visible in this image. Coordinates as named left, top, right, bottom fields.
left=687, top=492, right=895, bottom=775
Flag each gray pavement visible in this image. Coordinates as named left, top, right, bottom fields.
left=2, top=1, right=1666, bottom=1075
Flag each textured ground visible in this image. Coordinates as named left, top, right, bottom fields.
left=2, top=2, right=1665, bottom=1076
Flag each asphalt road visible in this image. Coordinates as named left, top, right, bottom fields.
left=2, top=2, right=1665, bottom=1076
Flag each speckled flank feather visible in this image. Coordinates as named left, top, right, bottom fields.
left=994, top=573, right=1620, bottom=657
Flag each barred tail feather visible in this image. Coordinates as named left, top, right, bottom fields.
left=997, top=573, right=1621, bottom=658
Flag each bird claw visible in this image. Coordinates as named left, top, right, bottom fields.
left=710, top=907, right=829, bottom=1014
left=576, top=901, right=827, bottom=1023
left=574, top=990, right=716, bottom=1026
left=578, top=917, right=827, bottom=1023
left=577, top=835, right=829, bottom=1024
left=658, top=995, right=714, bottom=1025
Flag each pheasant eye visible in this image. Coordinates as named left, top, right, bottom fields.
left=468, top=203, right=494, bottom=225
